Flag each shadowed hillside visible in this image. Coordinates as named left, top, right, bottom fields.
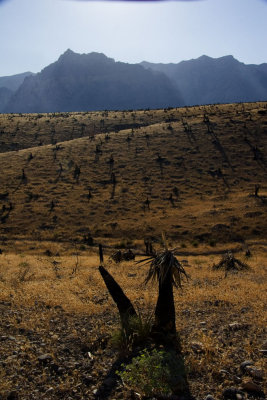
left=0, top=102, right=266, bottom=251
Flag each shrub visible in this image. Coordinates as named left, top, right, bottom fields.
left=117, top=348, right=186, bottom=397
left=209, top=239, right=217, bottom=247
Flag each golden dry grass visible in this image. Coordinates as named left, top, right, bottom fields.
left=0, top=102, right=266, bottom=250
left=0, top=102, right=266, bottom=399
left=0, top=248, right=266, bottom=398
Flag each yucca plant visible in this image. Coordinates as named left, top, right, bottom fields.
left=212, top=251, right=250, bottom=277
left=99, top=266, right=137, bottom=334
left=138, top=235, right=188, bottom=341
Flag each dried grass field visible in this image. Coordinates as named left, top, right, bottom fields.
left=0, top=102, right=266, bottom=399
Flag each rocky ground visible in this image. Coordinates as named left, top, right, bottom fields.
left=0, top=298, right=266, bottom=400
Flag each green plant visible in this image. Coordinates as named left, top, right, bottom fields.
left=117, top=348, right=186, bottom=397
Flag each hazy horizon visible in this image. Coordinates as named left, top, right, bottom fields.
left=0, top=0, right=267, bottom=76
left=2, top=51, right=265, bottom=79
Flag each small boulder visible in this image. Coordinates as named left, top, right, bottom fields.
left=259, top=340, right=267, bottom=356
left=204, top=395, right=215, bottom=400
left=245, top=366, right=264, bottom=379
left=241, top=381, right=265, bottom=397
left=191, top=341, right=204, bottom=353
left=38, top=353, right=52, bottom=363
left=229, top=322, right=243, bottom=331
left=222, top=388, right=245, bottom=400
left=240, top=360, right=254, bottom=372
left=7, top=391, right=19, bottom=400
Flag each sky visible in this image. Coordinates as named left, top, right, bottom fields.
left=0, top=0, right=267, bottom=76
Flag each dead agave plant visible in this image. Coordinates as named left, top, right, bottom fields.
left=212, top=251, right=250, bottom=276
left=143, top=249, right=188, bottom=289
left=137, top=234, right=188, bottom=342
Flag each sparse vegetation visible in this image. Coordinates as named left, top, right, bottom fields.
left=117, top=348, right=186, bottom=397
left=0, top=102, right=266, bottom=400
left=212, top=251, right=250, bottom=276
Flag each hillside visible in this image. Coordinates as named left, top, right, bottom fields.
left=0, top=102, right=266, bottom=250
left=0, top=102, right=266, bottom=400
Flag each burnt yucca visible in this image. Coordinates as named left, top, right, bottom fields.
left=138, top=237, right=188, bottom=340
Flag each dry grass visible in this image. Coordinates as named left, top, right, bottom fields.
left=0, top=102, right=266, bottom=399
left=0, top=246, right=266, bottom=398
left=0, top=102, right=266, bottom=249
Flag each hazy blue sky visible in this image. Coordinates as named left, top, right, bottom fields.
left=0, top=0, right=267, bottom=76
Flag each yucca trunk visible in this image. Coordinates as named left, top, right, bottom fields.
left=99, top=266, right=137, bottom=331
left=153, top=267, right=176, bottom=336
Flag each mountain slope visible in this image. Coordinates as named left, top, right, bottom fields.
left=0, top=87, right=13, bottom=112
left=2, top=52, right=267, bottom=113
left=5, top=50, right=183, bottom=113
left=0, top=71, right=34, bottom=92
left=141, top=55, right=267, bottom=105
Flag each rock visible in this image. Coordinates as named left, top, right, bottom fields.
left=82, top=375, right=94, bottom=386
left=191, top=341, right=204, bottom=353
left=7, top=391, right=19, bottom=400
left=103, top=377, right=116, bottom=388
left=259, top=340, right=267, bottom=355
left=222, top=388, right=245, bottom=400
left=49, top=362, right=59, bottom=373
left=240, top=360, right=254, bottom=372
left=204, top=395, right=215, bottom=400
left=38, top=353, right=52, bottom=363
left=245, top=366, right=264, bottom=379
left=241, top=381, right=265, bottom=397
left=228, top=322, right=243, bottom=331
left=57, top=367, right=65, bottom=375
left=220, top=369, right=231, bottom=375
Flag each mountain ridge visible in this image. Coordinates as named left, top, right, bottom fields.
left=1, top=51, right=267, bottom=113
left=3, top=50, right=182, bottom=113
left=141, top=54, right=267, bottom=105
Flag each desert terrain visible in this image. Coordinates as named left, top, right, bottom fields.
left=0, top=102, right=266, bottom=399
